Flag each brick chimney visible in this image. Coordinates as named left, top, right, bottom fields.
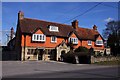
left=10, top=27, right=14, bottom=40
left=18, top=11, right=24, bottom=20
left=72, top=20, right=78, bottom=30
left=93, top=25, right=97, bottom=31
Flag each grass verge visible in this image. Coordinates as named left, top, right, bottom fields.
left=93, top=60, right=120, bottom=65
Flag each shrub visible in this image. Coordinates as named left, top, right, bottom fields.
left=74, top=46, right=91, bottom=64
left=62, top=53, right=76, bottom=64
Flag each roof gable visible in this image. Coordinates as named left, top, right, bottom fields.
left=33, top=29, right=44, bottom=34
left=68, top=31, right=78, bottom=38
left=95, top=35, right=104, bottom=41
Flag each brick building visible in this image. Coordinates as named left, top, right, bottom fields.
left=12, top=11, right=105, bottom=61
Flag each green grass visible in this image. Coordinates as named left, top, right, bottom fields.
left=93, top=60, right=120, bottom=65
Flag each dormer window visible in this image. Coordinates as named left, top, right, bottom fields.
left=96, top=40, right=103, bottom=46
left=88, top=40, right=92, bottom=46
left=69, top=37, right=78, bottom=44
left=32, top=34, right=46, bottom=42
left=49, top=25, right=59, bottom=32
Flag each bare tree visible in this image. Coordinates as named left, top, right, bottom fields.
left=103, top=20, right=120, bottom=56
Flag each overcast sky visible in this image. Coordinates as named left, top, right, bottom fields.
left=1, top=2, right=119, bottom=45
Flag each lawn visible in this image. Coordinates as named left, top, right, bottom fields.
left=93, top=60, right=120, bottom=65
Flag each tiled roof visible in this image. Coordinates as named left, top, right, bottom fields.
left=76, top=27, right=99, bottom=40
left=19, top=18, right=74, bottom=37
left=19, top=18, right=100, bottom=40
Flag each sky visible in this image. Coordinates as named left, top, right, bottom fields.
left=1, top=2, right=119, bottom=46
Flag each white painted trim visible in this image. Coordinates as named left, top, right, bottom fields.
left=32, top=34, right=46, bottom=42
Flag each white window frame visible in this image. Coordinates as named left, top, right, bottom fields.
left=49, top=26, right=59, bottom=32
left=88, top=40, right=92, bottom=46
left=69, top=37, right=78, bottom=44
left=96, top=40, right=103, bottom=46
left=32, top=34, right=46, bottom=42
left=51, top=36, right=57, bottom=43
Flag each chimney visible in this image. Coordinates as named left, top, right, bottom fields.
left=18, top=11, right=24, bottom=20
left=72, top=20, right=78, bottom=30
left=93, top=25, right=97, bottom=31
left=10, top=27, right=14, bottom=40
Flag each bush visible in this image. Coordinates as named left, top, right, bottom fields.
left=74, top=46, right=89, bottom=53
left=74, top=46, right=91, bottom=64
left=62, top=53, right=76, bottom=64
left=75, top=52, right=91, bottom=64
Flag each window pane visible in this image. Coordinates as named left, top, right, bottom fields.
left=34, top=35, right=36, bottom=40
left=76, top=39, right=78, bottom=43
left=51, top=36, right=56, bottom=42
left=88, top=40, right=91, bottom=44
left=40, top=35, right=42, bottom=40
left=53, top=37, right=55, bottom=41
left=27, top=49, right=31, bottom=54
left=74, top=39, right=76, bottom=43
left=43, top=35, right=44, bottom=40
left=37, top=35, right=39, bottom=40
left=70, top=38, right=71, bottom=42
left=52, top=37, right=54, bottom=41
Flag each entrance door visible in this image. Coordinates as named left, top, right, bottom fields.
left=38, top=49, right=44, bottom=60
left=60, top=50, right=65, bottom=61
left=49, top=49, right=56, bottom=60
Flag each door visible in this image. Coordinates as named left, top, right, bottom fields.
left=38, top=49, right=44, bottom=60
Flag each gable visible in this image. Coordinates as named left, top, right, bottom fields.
left=56, top=40, right=69, bottom=49
left=34, top=29, right=44, bottom=34
left=69, top=32, right=78, bottom=38
left=96, top=35, right=103, bottom=41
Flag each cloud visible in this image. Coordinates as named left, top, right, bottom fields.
left=104, top=17, right=114, bottom=22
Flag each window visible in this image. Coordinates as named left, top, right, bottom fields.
left=49, top=26, right=59, bottom=32
left=96, top=40, right=103, bottom=45
left=27, top=49, right=35, bottom=55
left=69, top=37, right=78, bottom=44
left=88, top=40, right=92, bottom=45
left=51, top=36, right=57, bottom=43
left=32, top=34, right=46, bottom=42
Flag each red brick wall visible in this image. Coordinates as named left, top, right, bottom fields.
left=21, top=29, right=104, bottom=50
left=21, top=29, right=64, bottom=48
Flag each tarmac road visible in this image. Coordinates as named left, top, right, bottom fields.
left=1, top=61, right=119, bottom=78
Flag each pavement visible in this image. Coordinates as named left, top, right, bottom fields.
left=1, top=61, right=119, bottom=78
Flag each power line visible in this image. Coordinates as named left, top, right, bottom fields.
left=54, top=5, right=82, bottom=20
left=100, top=3, right=120, bottom=9
left=63, top=2, right=102, bottom=24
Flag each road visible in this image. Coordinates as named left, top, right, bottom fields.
left=1, top=61, right=119, bottom=78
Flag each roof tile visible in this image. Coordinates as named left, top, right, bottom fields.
left=19, top=18, right=100, bottom=40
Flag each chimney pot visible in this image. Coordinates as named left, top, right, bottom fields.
left=18, top=11, right=24, bottom=20
left=93, top=25, right=97, bottom=31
